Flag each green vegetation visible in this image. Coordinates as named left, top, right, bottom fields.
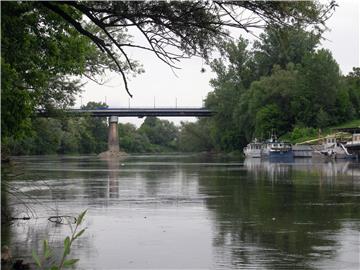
left=6, top=101, right=181, bottom=155
left=333, top=119, right=360, bottom=129
left=1, top=1, right=335, bottom=160
left=183, top=26, right=360, bottom=152
left=281, top=119, right=360, bottom=144
left=6, top=26, right=360, bottom=155
left=32, top=210, right=87, bottom=270
left=120, top=117, right=179, bottom=152
left=6, top=102, right=108, bottom=155
left=1, top=2, right=120, bottom=142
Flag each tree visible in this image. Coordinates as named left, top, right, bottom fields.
left=247, top=65, right=299, bottom=137
left=1, top=1, right=336, bottom=158
left=1, top=2, right=119, bottom=146
left=118, top=123, right=152, bottom=153
left=205, top=37, right=254, bottom=150
left=79, top=102, right=108, bottom=153
left=343, top=68, right=360, bottom=117
left=178, top=120, right=213, bottom=152
left=196, top=23, right=350, bottom=150
left=33, top=118, right=63, bottom=154
left=39, top=1, right=335, bottom=96
left=253, top=26, right=321, bottom=77
left=139, top=117, right=178, bottom=148
left=59, top=119, right=81, bottom=154
left=294, top=49, right=340, bottom=126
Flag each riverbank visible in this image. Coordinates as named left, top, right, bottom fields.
left=280, top=119, right=360, bottom=144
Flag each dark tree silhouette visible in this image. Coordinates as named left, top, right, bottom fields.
left=39, top=1, right=336, bottom=97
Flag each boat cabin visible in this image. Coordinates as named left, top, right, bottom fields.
left=247, top=143, right=262, bottom=150
left=324, top=135, right=337, bottom=147
left=351, top=133, right=360, bottom=143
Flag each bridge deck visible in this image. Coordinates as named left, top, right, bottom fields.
left=40, top=107, right=214, bottom=117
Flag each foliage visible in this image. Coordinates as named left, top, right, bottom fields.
left=341, top=67, right=360, bottom=118
left=6, top=102, right=108, bottom=155
left=118, top=123, right=152, bottom=153
left=7, top=107, right=183, bottom=155
left=139, top=117, right=178, bottom=149
left=205, top=38, right=251, bottom=150
left=188, top=25, right=360, bottom=152
left=80, top=102, right=108, bottom=153
left=178, top=120, right=214, bottom=152
left=32, top=210, right=87, bottom=270
left=281, top=118, right=360, bottom=144
left=1, top=2, right=113, bottom=142
left=281, top=127, right=318, bottom=144
left=34, top=119, right=64, bottom=155
left=0, top=1, right=341, bottom=156
left=39, top=0, right=334, bottom=95
left=247, top=65, right=299, bottom=137
left=1, top=0, right=335, bottom=156
left=293, top=49, right=340, bottom=126
left=118, top=117, right=180, bottom=153
left=253, top=25, right=320, bottom=77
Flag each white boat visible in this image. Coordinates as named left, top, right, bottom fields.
left=314, top=135, right=355, bottom=160
left=243, top=139, right=262, bottom=158
left=345, top=133, right=360, bottom=152
left=262, top=135, right=293, bottom=159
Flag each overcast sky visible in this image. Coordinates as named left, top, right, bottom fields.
left=75, top=0, right=360, bottom=127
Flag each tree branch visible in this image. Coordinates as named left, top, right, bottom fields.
left=40, top=1, right=133, bottom=97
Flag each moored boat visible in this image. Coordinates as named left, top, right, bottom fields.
left=243, top=139, right=262, bottom=158
left=313, top=135, right=356, bottom=160
left=292, top=144, right=313, bottom=158
left=262, top=135, right=293, bottom=160
left=345, top=133, right=360, bottom=152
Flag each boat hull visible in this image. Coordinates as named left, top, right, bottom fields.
left=244, top=149, right=261, bottom=158
left=267, top=150, right=294, bottom=161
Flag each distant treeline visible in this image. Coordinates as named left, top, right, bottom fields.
left=5, top=102, right=189, bottom=155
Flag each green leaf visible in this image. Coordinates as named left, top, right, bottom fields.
left=76, top=210, right=87, bottom=226
left=43, top=239, right=52, bottom=259
left=63, top=258, right=79, bottom=268
left=63, top=236, right=71, bottom=256
left=74, top=228, right=86, bottom=240
left=32, top=249, right=41, bottom=267
left=50, top=266, right=59, bottom=270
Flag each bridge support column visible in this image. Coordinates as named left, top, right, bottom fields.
left=108, top=116, right=119, bottom=152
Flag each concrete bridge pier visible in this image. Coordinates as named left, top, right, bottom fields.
left=108, top=116, right=119, bottom=152
left=99, top=115, right=127, bottom=158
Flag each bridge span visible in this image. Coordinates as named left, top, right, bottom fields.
left=38, top=107, right=214, bottom=155
left=63, top=107, right=213, bottom=118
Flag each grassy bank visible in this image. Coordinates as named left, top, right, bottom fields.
left=280, top=119, right=360, bottom=144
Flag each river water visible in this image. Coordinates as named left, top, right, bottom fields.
left=2, top=154, right=360, bottom=269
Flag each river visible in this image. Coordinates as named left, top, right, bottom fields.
left=2, top=154, right=360, bottom=269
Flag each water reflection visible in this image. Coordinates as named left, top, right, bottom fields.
left=198, top=158, right=360, bottom=269
left=2, top=155, right=360, bottom=269
left=244, top=158, right=360, bottom=180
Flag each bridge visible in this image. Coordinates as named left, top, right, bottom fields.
left=62, top=107, right=213, bottom=118
left=38, top=107, right=214, bottom=156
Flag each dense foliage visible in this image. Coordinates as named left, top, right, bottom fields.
left=119, top=117, right=179, bottom=152
left=185, top=26, right=360, bottom=152
left=1, top=2, right=116, bottom=139
left=6, top=101, right=181, bottom=155
left=6, top=24, right=360, bottom=155
left=6, top=102, right=108, bottom=155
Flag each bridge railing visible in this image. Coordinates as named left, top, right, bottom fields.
left=37, top=107, right=214, bottom=117
left=69, top=106, right=208, bottom=109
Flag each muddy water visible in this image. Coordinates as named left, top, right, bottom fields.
left=2, top=155, right=360, bottom=269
